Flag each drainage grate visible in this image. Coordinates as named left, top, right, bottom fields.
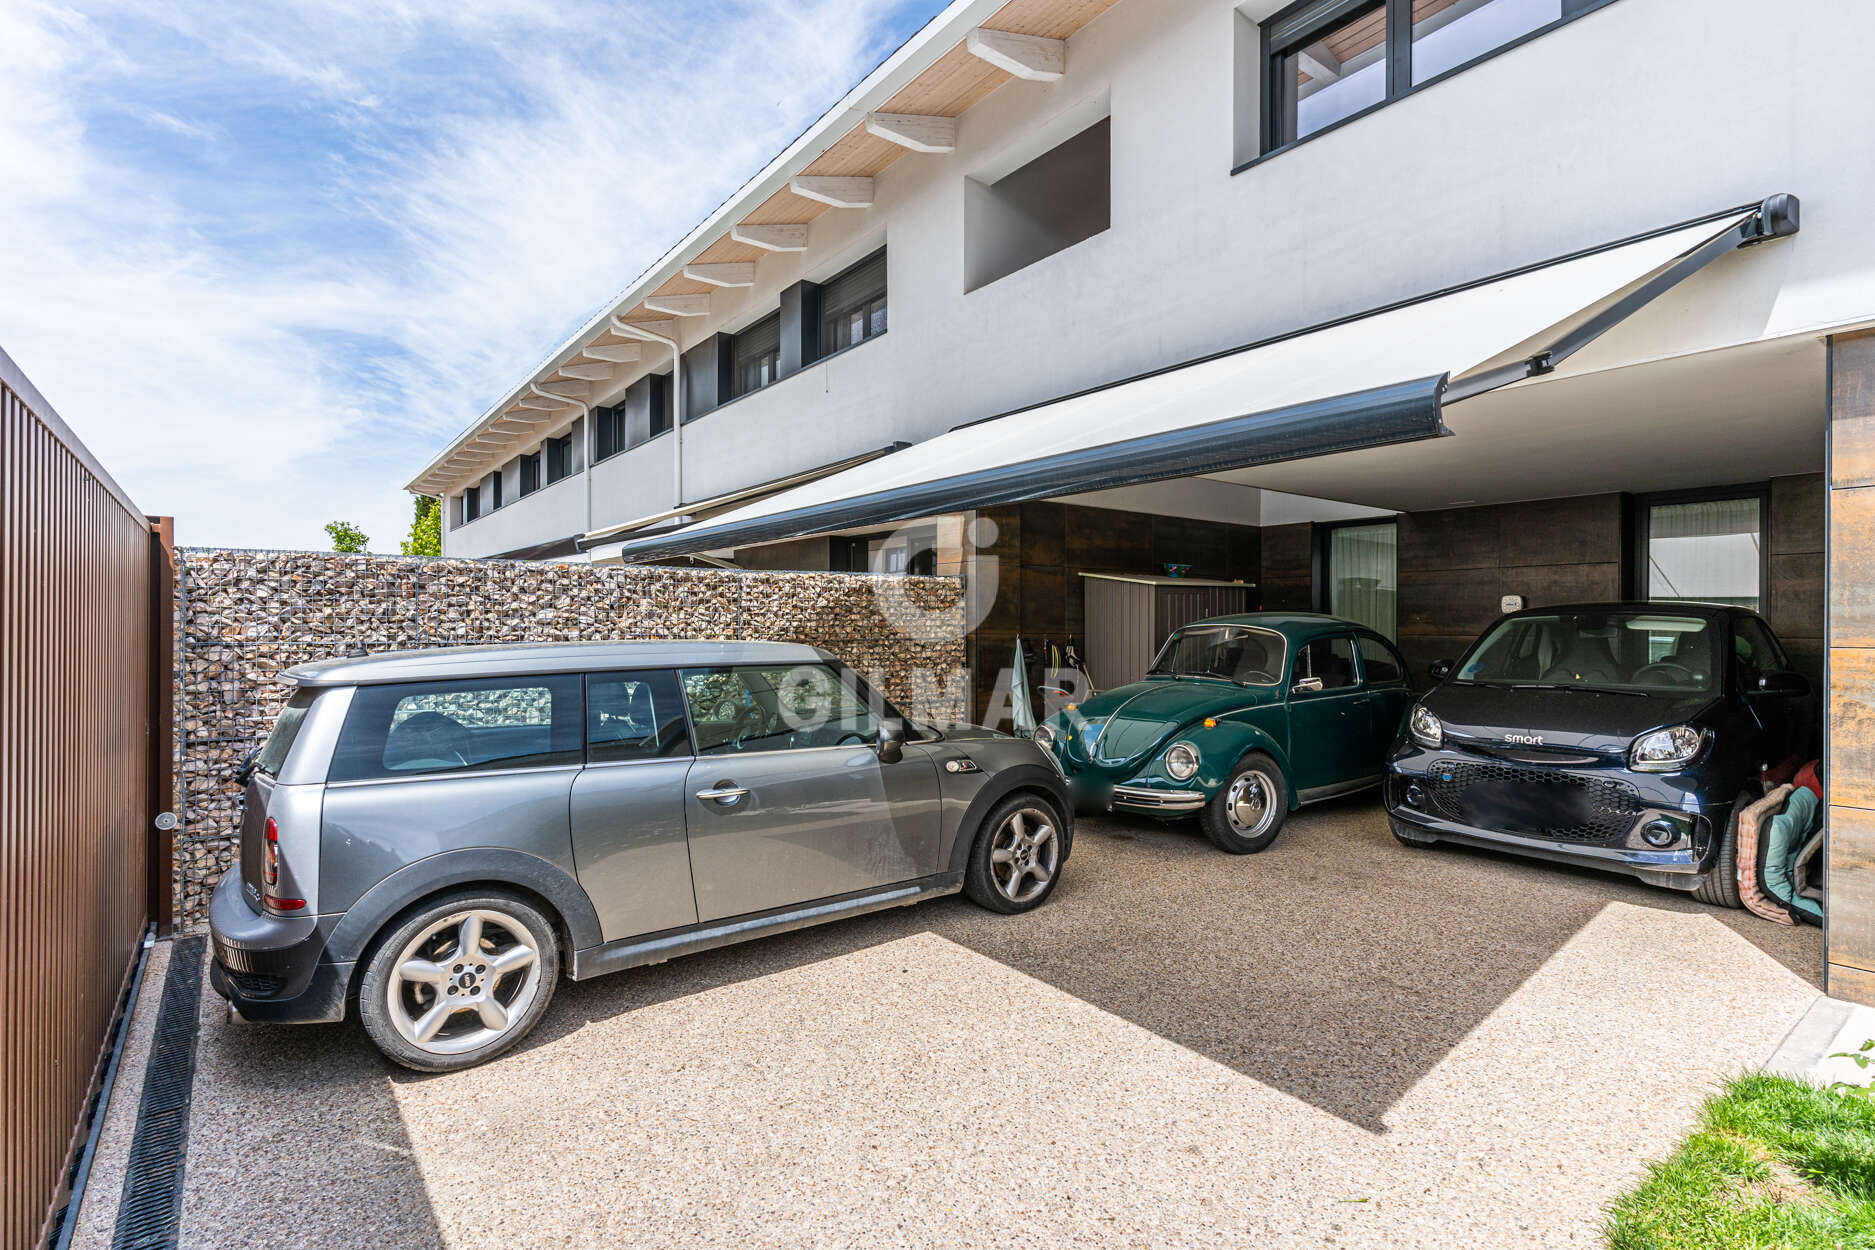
left=111, top=937, right=205, bottom=1250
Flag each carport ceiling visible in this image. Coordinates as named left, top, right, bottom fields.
left=1211, top=334, right=1825, bottom=512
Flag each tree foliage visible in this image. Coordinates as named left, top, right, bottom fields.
left=401, top=494, right=441, bottom=557
left=324, top=520, right=369, bottom=554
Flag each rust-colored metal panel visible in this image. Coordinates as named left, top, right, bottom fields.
left=0, top=349, right=153, bottom=1250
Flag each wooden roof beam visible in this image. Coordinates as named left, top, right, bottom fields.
left=581, top=343, right=643, bottom=364
left=789, top=175, right=873, bottom=208
left=558, top=363, right=616, bottom=381
left=730, top=223, right=809, bottom=252
left=967, top=28, right=1065, bottom=81
left=644, top=293, right=714, bottom=316
left=682, top=262, right=756, bottom=288
left=613, top=319, right=679, bottom=341
left=864, top=112, right=955, bottom=154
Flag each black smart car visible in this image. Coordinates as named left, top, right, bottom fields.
left=1384, top=603, right=1814, bottom=905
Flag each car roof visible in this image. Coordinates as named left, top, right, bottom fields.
left=1182, top=611, right=1381, bottom=641
left=1502, top=601, right=1752, bottom=621
left=286, top=639, right=829, bottom=687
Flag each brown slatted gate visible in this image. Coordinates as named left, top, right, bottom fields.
left=1, top=347, right=169, bottom=1250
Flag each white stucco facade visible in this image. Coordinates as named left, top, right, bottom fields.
left=433, top=0, right=1875, bottom=558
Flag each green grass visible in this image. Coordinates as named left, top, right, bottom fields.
left=1605, top=1073, right=1875, bottom=1249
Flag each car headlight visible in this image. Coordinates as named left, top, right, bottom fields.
left=1032, top=723, right=1056, bottom=752
left=1163, top=742, right=1200, bottom=781
left=1631, top=725, right=1706, bottom=772
left=1409, top=704, right=1443, bottom=748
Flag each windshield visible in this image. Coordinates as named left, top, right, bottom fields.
left=1149, top=626, right=1285, bottom=685
left=1454, top=611, right=1720, bottom=694
left=255, top=687, right=317, bottom=776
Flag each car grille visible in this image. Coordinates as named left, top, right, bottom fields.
left=1425, top=759, right=1643, bottom=844
left=223, top=969, right=284, bottom=998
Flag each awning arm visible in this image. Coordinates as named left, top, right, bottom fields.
left=1443, top=193, right=1799, bottom=404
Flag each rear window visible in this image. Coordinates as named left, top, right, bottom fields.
left=328, top=675, right=583, bottom=782
left=255, top=687, right=317, bottom=777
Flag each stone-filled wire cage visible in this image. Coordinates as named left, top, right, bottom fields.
left=173, top=549, right=969, bottom=926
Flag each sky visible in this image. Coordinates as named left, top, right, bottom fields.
left=0, top=0, right=945, bottom=551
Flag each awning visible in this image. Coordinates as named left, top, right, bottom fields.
left=595, top=196, right=1798, bottom=564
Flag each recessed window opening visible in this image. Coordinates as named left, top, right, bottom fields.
left=819, top=250, right=887, bottom=355
left=965, top=116, right=1110, bottom=293
left=1322, top=520, right=1398, bottom=638
left=732, top=313, right=782, bottom=399
left=1644, top=495, right=1763, bottom=612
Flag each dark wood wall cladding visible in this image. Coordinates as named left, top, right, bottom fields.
left=732, top=535, right=832, bottom=571
left=1, top=351, right=156, bottom=1250
left=1258, top=523, right=1313, bottom=611
left=1394, top=494, right=1624, bottom=677
left=968, top=501, right=1259, bottom=726
left=1829, top=330, right=1875, bottom=1004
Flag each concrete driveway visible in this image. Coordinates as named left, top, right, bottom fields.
left=75, top=798, right=1820, bottom=1249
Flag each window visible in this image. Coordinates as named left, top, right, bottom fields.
left=648, top=375, right=674, bottom=438
left=819, top=250, right=887, bottom=355
left=462, top=486, right=480, bottom=523
left=1259, top=0, right=1611, bottom=156
left=1149, top=625, right=1286, bottom=685
left=594, top=405, right=626, bottom=462
left=545, top=432, right=574, bottom=484
left=586, top=671, right=689, bottom=762
left=255, top=688, right=317, bottom=777
left=680, top=664, right=882, bottom=756
left=1732, top=616, right=1790, bottom=684
left=519, top=452, right=541, bottom=497
left=1294, top=637, right=1359, bottom=690
left=328, top=675, right=583, bottom=782
left=487, top=471, right=503, bottom=511
left=965, top=117, right=1110, bottom=292
left=1642, top=492, right=1763, bottom=611
left=1457, top=611, right=1720, bottom=694
left=1357, top=636, right=1405, bottom=686
left=732, top=313, right=781, bottom=399
left=1319, top=520, right=1397, bottom=639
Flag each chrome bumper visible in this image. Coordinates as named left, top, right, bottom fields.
left=1111, top=785, right=1207, bottom=813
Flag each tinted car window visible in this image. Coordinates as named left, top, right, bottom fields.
left=1149, top=626, right=1285, bottom=685
left=1294, top=638, right=1357, bottom=690
left=587, top=670, right=689, bottom=762
left=255, top=687, right=316, bottom=777
left=329, top=674, right=582, bottom=782
left=1456, top=611, right=1718, bottom=693
left=682, top=664, right=880, bottom=756
left=1356, top=636, right=1405, bottom=686
left=1733, top=616, right=1790, bottom=682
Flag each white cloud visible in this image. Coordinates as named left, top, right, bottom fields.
left=0, top=0, right=933, bottom=552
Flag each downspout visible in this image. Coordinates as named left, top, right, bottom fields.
left=610, top=315, right=684, bottom=509
left=529, top=383, right=592, bottom=538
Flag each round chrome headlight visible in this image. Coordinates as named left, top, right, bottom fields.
left=1032, top=723, right=1056, bottom=752
left=1631, top=725, right=1705, bottom=772
left=1409, top=704, right=1443, bottom=748
left=1164, top=742, right=1200, bottom=781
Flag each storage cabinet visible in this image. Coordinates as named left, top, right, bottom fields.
left=1080, top=574, right=1254, bottom=690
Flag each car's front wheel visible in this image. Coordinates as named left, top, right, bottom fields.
left=963, top=793, right=1065, bottom=913
left=359, top=890, right=560, bottom=1072
left=1691, top=790, right=1750, bottom=909
left=1200, top=754, right=1288, bottom=853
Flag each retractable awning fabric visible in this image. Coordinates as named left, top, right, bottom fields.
left=593, top=197, right=1795, bottom=564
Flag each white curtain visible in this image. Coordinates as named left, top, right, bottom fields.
left=1648, top=499, right=1760, bottom=609
left=1329, top=523, right=1398, bottom=639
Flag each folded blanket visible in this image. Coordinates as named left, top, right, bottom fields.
left=1763, top=786, right=1824, bottom=924
left=1735, top=784, right=1797, bottom=925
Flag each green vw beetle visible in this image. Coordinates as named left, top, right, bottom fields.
left=1035, top=613, right=1415, bottom=853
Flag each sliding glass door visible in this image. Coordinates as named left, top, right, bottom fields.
left=1322, top=520, right=1398, bottom=638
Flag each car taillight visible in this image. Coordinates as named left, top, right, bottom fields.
left=263, top=816, right=280, bottom=887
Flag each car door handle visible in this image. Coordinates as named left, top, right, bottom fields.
left=695, top=785, right=749, bottom=803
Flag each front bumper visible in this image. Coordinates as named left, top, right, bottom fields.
left=1385, top=754, right=1725, bottom=892
left=208, top=867, right=350, bottom=1023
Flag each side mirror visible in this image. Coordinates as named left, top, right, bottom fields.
left=1292, top=676, right=1324, bottom=695
left=1754, top=670, right=1811, bottom=698
left=877, top=721, right=905, bottom=765
left=1428, top=660, right=1454, bottom=683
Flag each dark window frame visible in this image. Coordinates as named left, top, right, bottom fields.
left=1245, top=0, right=1620, bottom=171
left=1310, top=516, right=1399, bottom=607
left=462, top=486, right=481, bottom=524
left=1630, top=482, right=1772, bottom=613
left=594, top=405, right=626, bottom=463
left=545, top=431, right=575, bottom=484
left=519, top=451, right=541, bottom=497
left=731, top=311, right=783, bottom=400
left=817, top=248, right=888, bottom=359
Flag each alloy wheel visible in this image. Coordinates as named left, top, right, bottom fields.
left=990, top=806, right=1059, bottom=904
left=386, top=908, right=542, bottom=1056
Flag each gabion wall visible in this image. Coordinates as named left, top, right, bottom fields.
left=174, top=549, right=968, bottom=927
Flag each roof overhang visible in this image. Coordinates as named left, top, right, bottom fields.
left=604, top=195, right=1800, bottom=564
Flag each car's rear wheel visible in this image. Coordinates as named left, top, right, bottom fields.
left=1200, top=754, right=1288, bottom=854
left=963, top=793, right=1064, bottom=914
left=1692, top=790, right=1749, bottom=909
left=359, top=890, right=560, bottom=1072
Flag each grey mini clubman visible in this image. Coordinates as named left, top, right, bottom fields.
left=209, top=641, right=1071, bottom=1071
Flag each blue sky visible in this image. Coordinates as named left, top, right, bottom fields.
left=0, top=0, right=945, bottom=550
